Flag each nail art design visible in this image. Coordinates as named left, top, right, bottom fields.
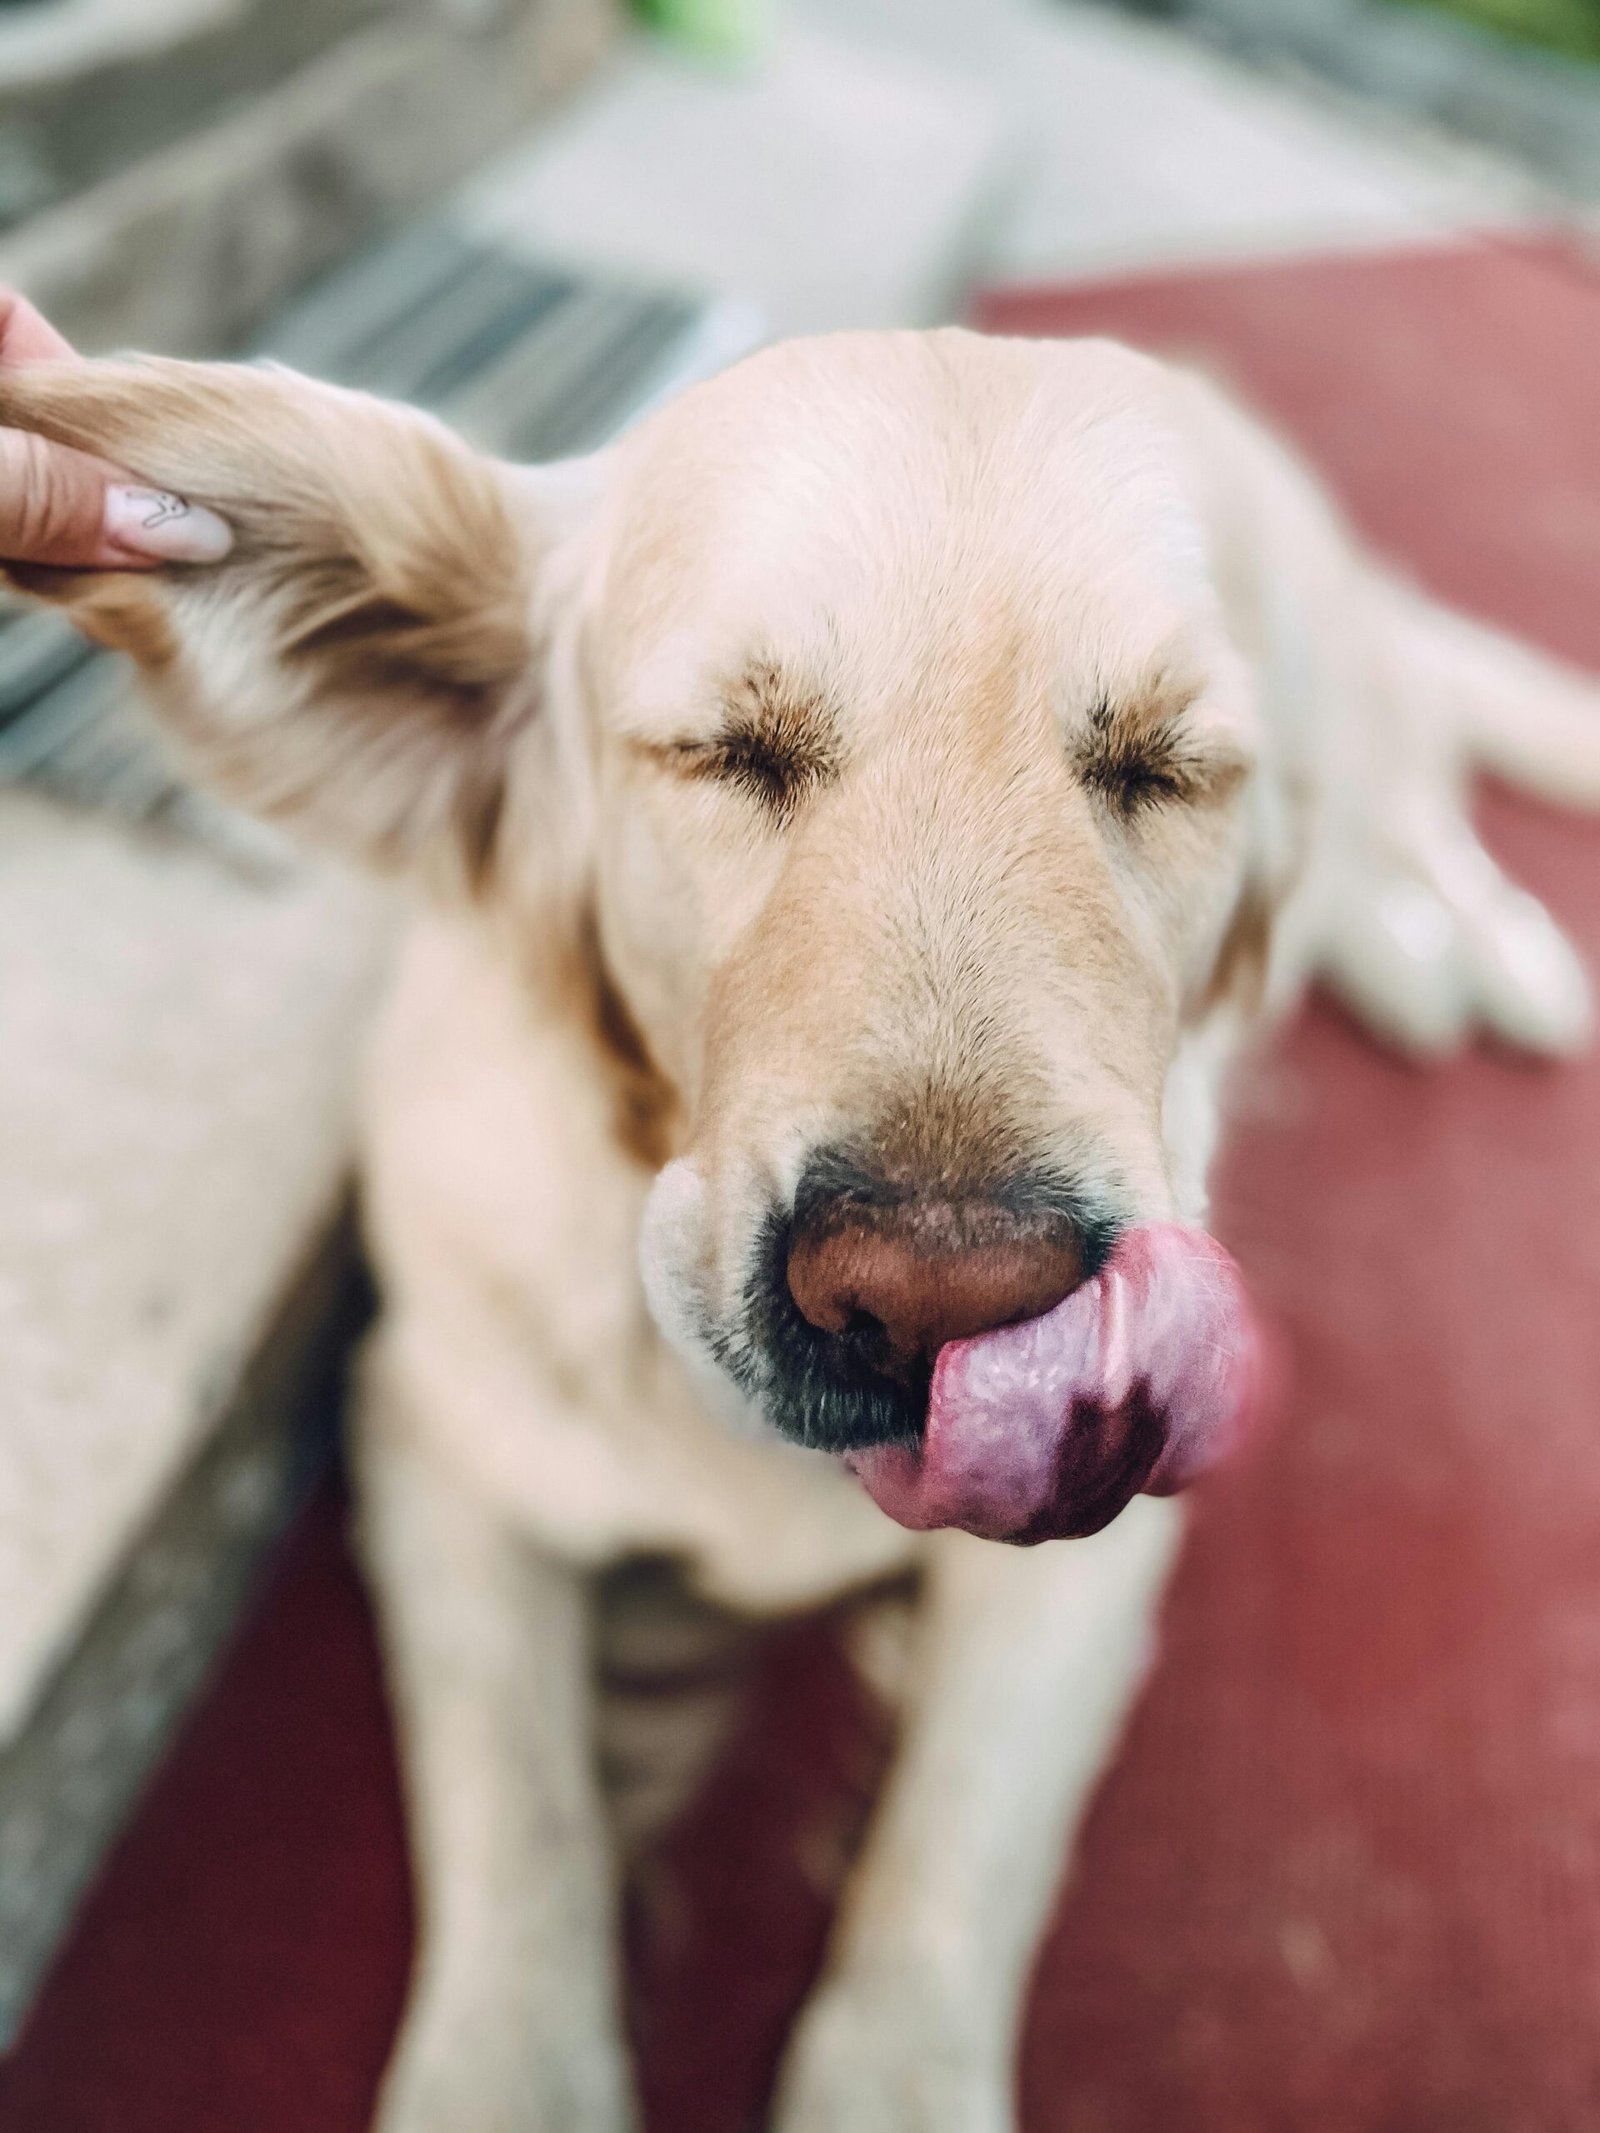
left=104, top=483, right=234, bottom=563
left=127, top=488, right=193, bottom=530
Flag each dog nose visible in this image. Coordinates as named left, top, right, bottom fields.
left=785, top=1195, right=1091, bottom=1386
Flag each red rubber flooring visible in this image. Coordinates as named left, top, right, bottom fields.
left=4, top=234, right=1600, bottom=2132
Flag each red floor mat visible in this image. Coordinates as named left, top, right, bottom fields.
left=5, top=235, right=1600, bottom=2132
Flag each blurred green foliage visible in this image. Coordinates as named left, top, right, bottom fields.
left=1386, top=0, right=1600, bottom=60
left=633, top=0, right=774, bottom=58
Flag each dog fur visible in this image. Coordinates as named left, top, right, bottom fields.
left=6, top=328, right=1600, bottom=2131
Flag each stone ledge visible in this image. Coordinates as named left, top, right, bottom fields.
left=0, top=1204, right=370, bottom=2046
left=0, top=792, right=397, bottom=1748
left=0, top=0, right=624, bottom=354
left=0, top=0, right=381, bottom=229
left=0, top=792, right=394, bottom=2049
left=1164, top=0, right=1600, bottom=203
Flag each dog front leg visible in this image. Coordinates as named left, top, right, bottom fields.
left=771, top=1496, right=1182, bottom=2133
left=353, top=1389, right=637, bottom=2133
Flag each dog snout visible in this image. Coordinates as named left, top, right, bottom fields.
left=785, top=1188, right=1093, bottom=1389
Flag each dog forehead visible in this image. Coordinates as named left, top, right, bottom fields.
left=594, top=330, right=1205, bottom=695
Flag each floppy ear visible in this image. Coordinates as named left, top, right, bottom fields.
left=0, top=356, right=580, bottom=877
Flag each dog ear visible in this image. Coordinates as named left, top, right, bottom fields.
left=0, top=356, right=586, bottom=878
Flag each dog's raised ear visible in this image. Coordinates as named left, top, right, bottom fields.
left=0, top=356, right=584, bottom=876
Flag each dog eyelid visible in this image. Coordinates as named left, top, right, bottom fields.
left=1073, top=690, right=1245, bottom=819
left=635, top=723, right=834, bottom=825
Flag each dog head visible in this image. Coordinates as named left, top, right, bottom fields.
left=1, top=328, right=1273, bottom=1540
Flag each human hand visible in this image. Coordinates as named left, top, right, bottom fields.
left=0, top=290, right=231, bottom=568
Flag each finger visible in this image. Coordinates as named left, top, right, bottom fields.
left=0, top=290, right=77, bottom=367
left=0, top=427, right=232, bottom=568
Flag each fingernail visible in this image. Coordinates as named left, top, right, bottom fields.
left=104, top=484, right=233, bottom=564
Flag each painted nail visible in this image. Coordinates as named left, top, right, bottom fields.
left=104, top=484, right=233, bottom=564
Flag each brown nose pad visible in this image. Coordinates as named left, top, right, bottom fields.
left=785, top=1203, right=1089, bottom=1386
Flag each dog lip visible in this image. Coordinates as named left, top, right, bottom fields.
left=841, top=1224, right=1263, bottom=1542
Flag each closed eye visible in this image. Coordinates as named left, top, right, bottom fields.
left=658, top=716, right=838, bottom=826
left=678, top=724, right=825, bottom=817
left=654, top=663, right=841, bottom=826
left=1074, top=694, right=1240, bottom=820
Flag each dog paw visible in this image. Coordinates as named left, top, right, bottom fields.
left=1320, top=835, right=1592, bottom=1060
left=770, top=1980, right=1014, bottom=2133
left=374, top=2016, right=637, bottom=2133
left=1453, top=873, right=1593, bottom=1056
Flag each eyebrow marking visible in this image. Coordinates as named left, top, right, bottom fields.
left=663, top=658, right=841, bottom=824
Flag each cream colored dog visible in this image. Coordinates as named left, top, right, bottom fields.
left=6, top=329, right=1600, bottom=2132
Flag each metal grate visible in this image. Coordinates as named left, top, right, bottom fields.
left=0, top=227, right=759, bottom=829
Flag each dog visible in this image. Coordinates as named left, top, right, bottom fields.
left=6, top=326, right=1600, bottom=2132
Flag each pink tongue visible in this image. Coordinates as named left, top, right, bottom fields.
left=844, top=1224, right=1263, bottom=1544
